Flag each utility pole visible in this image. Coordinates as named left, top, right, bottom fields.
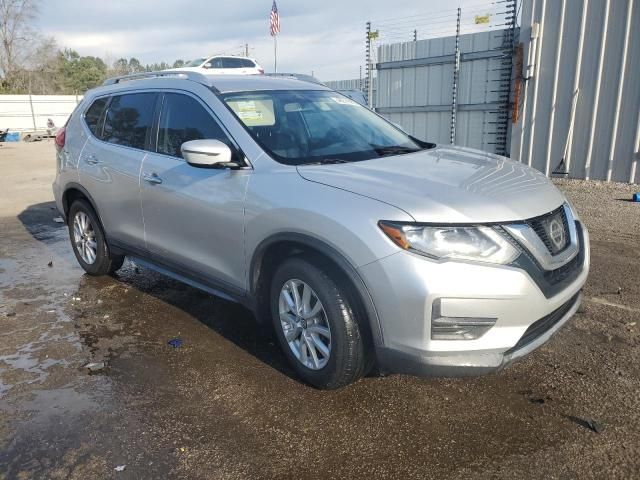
left=245, top=43, right=249, bottom=57
left=28, top=71, right=36, bottom=132
left=450, top=7, right=461, bottom=144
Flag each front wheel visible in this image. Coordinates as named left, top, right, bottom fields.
left=68, top=199, right=124, bottom=276
left=270, top=257, right=367, bottom=389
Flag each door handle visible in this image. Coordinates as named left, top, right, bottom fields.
left=142, top=172, right=163, bottom=184
left=84, top=154, right=101, bottom=165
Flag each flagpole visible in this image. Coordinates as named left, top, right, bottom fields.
left=274, top=34, right=278, bottom=73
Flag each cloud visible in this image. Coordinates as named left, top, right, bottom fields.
left=36, top=0, right=492, bottom=80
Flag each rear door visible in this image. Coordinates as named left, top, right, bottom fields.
left=208, top=57, right=225, bottom=73
left=78, top=92, right=158, bottom=248
left=221, top=57, right=253, bottom=75
left=140, top=91, right=250, bottom=293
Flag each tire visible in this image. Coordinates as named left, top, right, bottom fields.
left=67, top=199, right=124, bottom=276
left=270, top=257, right=367, bottom=389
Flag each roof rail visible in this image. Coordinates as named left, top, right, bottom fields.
left=102, top=70, right=210, bottom=86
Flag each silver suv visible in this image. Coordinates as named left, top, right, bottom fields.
left=53, top=72, right=590, bottom=389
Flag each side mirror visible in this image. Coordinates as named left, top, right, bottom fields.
left=181, top=140, right=239, bottom=168
left=203, top=62, right=213, bottom=69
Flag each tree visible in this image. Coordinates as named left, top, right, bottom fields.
left=112, top=57, right=129, bottom=76
left=57, top=49, right=107, bottom=94
left=0, top=0, right=40, bottom=88
left=172, top=59, right=185, bottom=68
left=127, top=57, right=144, bottom=74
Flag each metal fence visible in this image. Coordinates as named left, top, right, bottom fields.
left=375, top=28, right=515, bottom=154
left=364, top=1, right=517, bottom=155
left=0, top=95, right=82, bottom=133
left=511, top=0, right=640, bottom=183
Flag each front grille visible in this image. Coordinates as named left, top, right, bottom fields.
left=505, top=292, right=580, bottom=355
left=544, top=253, right=580, bottom=285
left=526, top=206, right=570, bottom=255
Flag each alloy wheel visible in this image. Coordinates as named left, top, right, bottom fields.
left=279, top=279, right=332, bottom=370
left=73, top=211, right=97, bottom=264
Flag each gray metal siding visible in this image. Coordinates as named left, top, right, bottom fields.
left=512, top=0, right=640, bottom=183
left=375, top=30, right=514, bottom=153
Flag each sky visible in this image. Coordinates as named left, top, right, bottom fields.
left=36, top=0, right=506, bottom=81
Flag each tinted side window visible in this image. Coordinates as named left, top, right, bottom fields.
left=84, top=97, right=108, bottom=138
left=211, top=58, right=224, bottom=68
left=241, top=59, right=255, bottom=68
left=222, top=57, right=244, bottom=68
left=103, top=93, right=156, bottom=150
left=157, top=93, right=231, bottom=158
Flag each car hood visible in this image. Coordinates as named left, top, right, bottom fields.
left=296, top=145, right=565, bottom=223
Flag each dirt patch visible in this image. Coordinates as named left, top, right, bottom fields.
left=1, top=143, right=639, bottom=478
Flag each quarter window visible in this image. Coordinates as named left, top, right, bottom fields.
left=102, top=93, right=156, bottom=150
left=84, top=97, right=108, bottom=138
left=222, top=57, right=244, bottom=68
left=157, top=93, right=232, bottom=158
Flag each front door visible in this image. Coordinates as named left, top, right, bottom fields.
left=140, top=92, right=250, bottom=294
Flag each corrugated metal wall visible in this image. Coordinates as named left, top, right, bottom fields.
left=0, top=95, right=82, bottom=132
left=511, top=0, right=640, bottom=183
left=324, top=79, right=362, bottom=90
left=375, top=29, right=514, bottom=155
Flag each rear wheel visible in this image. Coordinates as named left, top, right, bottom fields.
left=68, top=199, right=124, bottom=276
left=270, top=257, right=366, bottom=389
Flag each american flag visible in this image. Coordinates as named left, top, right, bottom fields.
left=270, top=1, right=280, bottom=36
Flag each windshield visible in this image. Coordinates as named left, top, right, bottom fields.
left=185, top=57, right=206, bottom=67
left=221, top=90, right=432, bottom=165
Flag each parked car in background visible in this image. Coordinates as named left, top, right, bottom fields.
left=170, top=55, right=264, bottom=75
left=53, top=72, right=589, bottom=389
left=336, top=89, right=367, bottom=106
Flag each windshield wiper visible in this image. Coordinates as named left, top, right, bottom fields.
left=370, top=144, right=421, bottom=157
left=300, top=158, right=351, bottom=166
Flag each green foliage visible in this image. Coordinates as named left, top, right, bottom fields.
left=56, top=49, right=107, bottom=94
left=1, top=45, right=190, bottom=94
left=0, top=0, right=196, bottom=94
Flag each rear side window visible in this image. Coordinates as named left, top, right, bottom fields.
left=222, top=57, right=244, bottom=68
left=103, top=93, right=156, bottom=150
left=84, top=97, right=108, bottom=138
left=157, top=93, right=232, bottom=158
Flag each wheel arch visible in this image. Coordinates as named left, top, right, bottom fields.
left=249, top=232, right=384, bottom=349
left=62, top=183, right=102, bottom=221
left=61, top=183, right=117, bottom=251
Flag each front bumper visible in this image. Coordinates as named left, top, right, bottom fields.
left=359, top=222, right=590, bottom=377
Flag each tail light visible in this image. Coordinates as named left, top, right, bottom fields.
left=258, top=67, right=264, bottom=74
left=55, top=126, right=66, bottom=151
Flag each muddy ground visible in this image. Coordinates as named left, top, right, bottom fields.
left=1, top=141, right=639, bottom=479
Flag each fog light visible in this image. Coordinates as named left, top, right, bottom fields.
left=431, top=299, right=497, bottom=340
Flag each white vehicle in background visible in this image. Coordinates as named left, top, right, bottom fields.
left=170, top=55, right=264, bottom=75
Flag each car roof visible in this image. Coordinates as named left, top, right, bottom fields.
left=265, top=73, right=323, bottom=84
left=208, top=74, right=328, bottom=93
left=208, top=55, right=256, bottom=60
left=100, top=72, right=330, bottom=94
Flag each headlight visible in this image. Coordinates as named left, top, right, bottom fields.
left=378, top=221, right=520, bottom=264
